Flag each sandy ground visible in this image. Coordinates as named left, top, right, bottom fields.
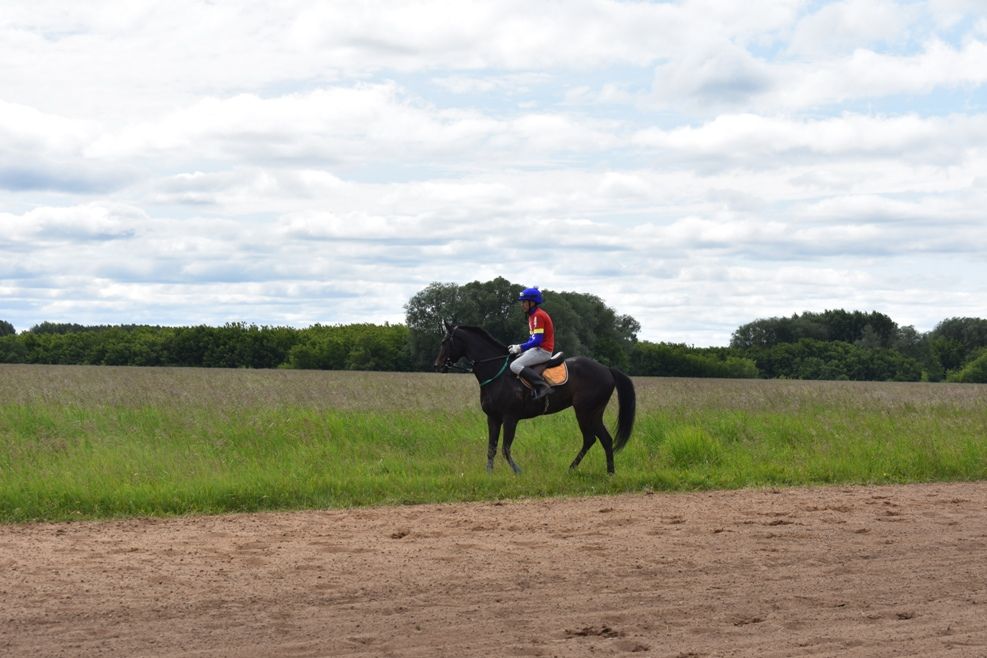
left=2, top=482, right=986, bottom=658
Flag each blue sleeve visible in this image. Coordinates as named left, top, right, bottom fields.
left=520, top=332, right=544, bottom=351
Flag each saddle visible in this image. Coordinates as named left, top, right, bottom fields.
left=521, top=352, right=569, bottom=388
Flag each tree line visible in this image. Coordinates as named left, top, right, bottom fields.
left=0, top=322, right=414, bottom=371
left=729, top=311, right=987, bottom=383
left=2, top=280, right=987, bottom=382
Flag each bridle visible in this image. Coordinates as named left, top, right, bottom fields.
left=439, top=327, right=511, bottom=386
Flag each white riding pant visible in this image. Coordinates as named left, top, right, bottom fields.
left=510, top=347, right=552, bottom=375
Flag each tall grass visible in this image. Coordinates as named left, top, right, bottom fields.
left=1, top=365, right=985, bottom=522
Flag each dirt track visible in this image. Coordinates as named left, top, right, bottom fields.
left=2, top=482, right=986, bottom=657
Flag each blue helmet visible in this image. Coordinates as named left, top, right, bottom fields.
left=518, top=287, right=543, bottom=304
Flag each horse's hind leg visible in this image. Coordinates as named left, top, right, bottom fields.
left=594, top=411, right=616, bottom=475
left=575, top=404, right=615, bottom=474
left=569, top=410, right=597, bottom=471
left=501, top=417, right=522, bottom=475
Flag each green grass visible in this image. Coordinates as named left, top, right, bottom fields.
left=1, top=365, right=986, bottom=522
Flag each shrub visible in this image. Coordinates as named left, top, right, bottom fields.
left=948, top=350, right=987, bottom=383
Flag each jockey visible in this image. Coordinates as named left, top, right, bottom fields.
left=508, top=287, right=555, bottom=399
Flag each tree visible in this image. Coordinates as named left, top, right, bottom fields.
left=28, top=322, right=89, bottom=334
left=0, top=320, right=14, bottom=337
left=404, top=278, right=640, bottom=370
left=747, top=338, right=922, bottom=381
left=730, top=316, right=795, bottom=349
left=894, top=325, right=941, bottom=381
left=730, top=310, right=898, bottom=349
left=0, top=335, right=26, bottom=362
left=285, top=329, right=349, bottom=370
left=284, top=323, right=412, bottom=371
left=542, top=289, right=640, bottom=368
left=930, top=318, right=987, bottom=374
left=792, top=309, right=898, bottom=346
left=630, top=342, right=758, bottom=378
left=949, top=350, right=987, bottom=383
left=404, top=278, right=523, bottom=369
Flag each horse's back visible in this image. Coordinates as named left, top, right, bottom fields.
left=564, top=356, right=618, bottom=405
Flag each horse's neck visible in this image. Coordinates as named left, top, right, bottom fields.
left=462, top=329, right=504, bottom=360
left=461, top=329, right=509, bottom=387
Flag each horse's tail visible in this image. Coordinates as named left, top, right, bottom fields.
left=610, top=368, right=636, bottom=453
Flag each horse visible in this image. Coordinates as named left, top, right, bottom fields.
left=434, top=320, right=635, bottom=475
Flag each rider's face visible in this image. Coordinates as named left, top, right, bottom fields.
left=521, top=300, right=534, bottom=313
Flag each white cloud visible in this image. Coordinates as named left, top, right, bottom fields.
left=0, top=100, right=92, bottom=153
left=649, top=36, right=987, bottom=112
left=788, top=0, right=916, bottom=56
left=635, top=112, right=987, bottom=166
left=2, top=1, right=987, bottom=344
left=432, top=72, right=551, bottom=95
left=0, top=203, right=145, bottom=243
left=0, top=101, right=127, bottom=193
left=928, top=0, right=983, bottom=28
left=780, top=39, right=987, bottom=107
left=84, top=84, right=619, bottom=172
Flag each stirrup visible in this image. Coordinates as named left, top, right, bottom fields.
left=531, top=382, right=551, bottom=400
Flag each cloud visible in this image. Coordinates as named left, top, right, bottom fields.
left=775, top=38, right=987, bottom=109
left=431, top=73, right=551, bottom=95
left=0, top=100, right=129, bottom=193
left=0, top=0, right=686, bottom=123
left=0, top=203, right=144, bottom=244
left=2, top=1, right=987, bottom=345
left=278, top=212, right=446, bottom=245
left=149, top=169, right=349, bottom=208
left=788, top=0, right=916, bottom=56
left=634, top=112, right=987, bottom=172
left=650, top=37, right=987, bottom=112
left=652, top=41, right=774, bottom=109
left=85, top=84, right=619, bottom=173
left=0, top=0, right=811, bottom=126
left=928, top=0, right=984, bottom=29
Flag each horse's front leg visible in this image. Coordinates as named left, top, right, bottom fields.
left=486, top=415, right=502, bottom=473
left=501, top=417, right=522, bottom=475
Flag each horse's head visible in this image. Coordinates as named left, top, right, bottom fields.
left=433, top=320, right=466, bottom=372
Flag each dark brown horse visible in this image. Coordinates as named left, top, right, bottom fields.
left=434, top=321, right=635, bottom=474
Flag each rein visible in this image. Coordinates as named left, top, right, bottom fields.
left=443, top=327, right=511, bottom=386
left=445, top=353, right=511, bottom=386
left=477, top=356, right=510, bottom=387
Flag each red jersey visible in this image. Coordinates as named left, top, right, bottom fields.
left=527, top=307, right=555, bottom=352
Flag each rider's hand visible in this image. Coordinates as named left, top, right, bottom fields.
left=508, top=344, right=521, bottom=355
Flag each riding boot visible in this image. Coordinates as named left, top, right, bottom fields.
left=520, top=367, right=552, bottom=400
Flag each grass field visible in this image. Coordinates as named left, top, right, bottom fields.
left=1, top=364, right=985, bottom=523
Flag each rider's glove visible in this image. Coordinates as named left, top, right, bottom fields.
left=508, top=344, right=522, bottom=355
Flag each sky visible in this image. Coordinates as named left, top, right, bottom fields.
left=2, top=0, right=986, bottom=346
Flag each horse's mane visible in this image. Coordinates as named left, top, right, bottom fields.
left=456, top=325, right=507, bottom=350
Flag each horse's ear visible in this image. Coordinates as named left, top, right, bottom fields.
left=442, top=319, right=453, bottom=333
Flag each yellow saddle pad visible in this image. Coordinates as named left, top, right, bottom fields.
left=542, top=362, right=569, bottom=386
left=519, top=362, right=568, bottom=391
